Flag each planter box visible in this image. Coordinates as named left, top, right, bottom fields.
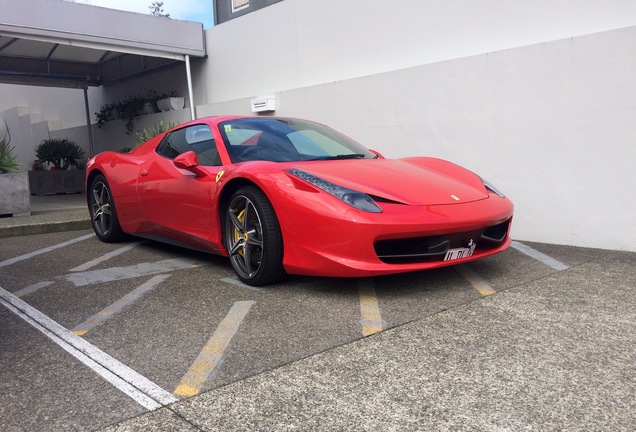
left=28, top=170, right=85, bottom=195
left=157, top=97, right=185, bottom=112
left=0, top=173, right=31, bottom=216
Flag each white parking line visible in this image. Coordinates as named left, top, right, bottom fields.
left=70, top=242, right=143, bottom=272
left=62, top=258, right=207, bottom=286
left=220, top=276, right=265, bottom=291
left=0, top=233, right=94, bottom=268
left=14, top=281, right=54, bottom=298
left=511, top=241, right=570, bottom=271
left=72, top=274, right=170, bottom=336
left=0, top=286, right=177, bottom=410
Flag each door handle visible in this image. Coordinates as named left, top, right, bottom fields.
left=140, top=168, right=149, bottom=176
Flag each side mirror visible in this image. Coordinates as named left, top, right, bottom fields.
left=173, top=151, right=207, bottom=177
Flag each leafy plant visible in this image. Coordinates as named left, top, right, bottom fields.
left=149, top=1, right=170, bottom=18
left=0, top=134, right=20, bottom=174
left=95, top=90, right=178, bottom=135
left=35, top=138, right=85, bottom=170
left=136, top=120, right=176, bottom=145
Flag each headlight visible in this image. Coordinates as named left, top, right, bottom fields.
left=286, top=169, right=382, bottom=213
left=481, top=178, right=506, bottom=198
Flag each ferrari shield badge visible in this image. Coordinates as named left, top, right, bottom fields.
left=216, top=170, right=225, bottom=183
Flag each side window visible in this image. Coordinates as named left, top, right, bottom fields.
left=156, top=125, right=221, bottom=166
left=156, top=128, right=187, bottom=159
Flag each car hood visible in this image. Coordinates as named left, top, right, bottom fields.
left=290, top=157, right=489, bottom=205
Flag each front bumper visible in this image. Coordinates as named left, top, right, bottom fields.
left=275, top=192, right=514, bottom=278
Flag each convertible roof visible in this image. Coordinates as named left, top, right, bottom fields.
left=0, top=0, right=206, bottom=89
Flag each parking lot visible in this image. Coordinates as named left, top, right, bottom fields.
left=1, top=227, right=635, bottom=431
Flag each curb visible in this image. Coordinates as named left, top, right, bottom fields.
left=0, top=209, right=91, bottom=238
left=0, top=220, right=92, bottom=238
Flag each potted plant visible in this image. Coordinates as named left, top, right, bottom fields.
left=157, top=96, right=185, bottom=112
left=29, top=138, right=86, bottom=195
left=0, top=134, right=30, bottom=216
left=95, top=90, right=178, bottom=134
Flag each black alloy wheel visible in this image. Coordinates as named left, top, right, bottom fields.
left=224, top=186, right=284, bottom=286
left=89, top=174, right=124, bottom=242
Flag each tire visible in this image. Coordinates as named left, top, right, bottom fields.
left=88, top=174, right=125, bottom=242
left=224, top=186, right=285, bottom=286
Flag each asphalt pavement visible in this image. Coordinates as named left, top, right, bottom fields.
left=1, top=194, right=635, bottom=431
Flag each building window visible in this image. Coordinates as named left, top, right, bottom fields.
left=232, top=0, right=249, bottom=12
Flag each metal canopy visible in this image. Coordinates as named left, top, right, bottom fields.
left=0, top=0, right=206, bottom=89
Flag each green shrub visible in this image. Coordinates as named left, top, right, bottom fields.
left=0, top=135, right=20, bottom=174
left=96, top=90, right=177, bottom=135
left=136, top=120, right=176, bottom=145
left=35, top=138, right=85, bottom=170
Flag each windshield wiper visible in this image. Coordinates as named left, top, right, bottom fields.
left=308, top=153, right=367, bottom=161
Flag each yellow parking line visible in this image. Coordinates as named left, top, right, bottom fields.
left=456, top=265, right=496, bottom=296
left=174, top=301, right=255, bottom=397
left=358, top=279, right=384, bottom=337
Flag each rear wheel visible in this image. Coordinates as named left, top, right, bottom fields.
left=88, top=174, right=124, bottom=242
left=224, top=186, right=284, bottom=286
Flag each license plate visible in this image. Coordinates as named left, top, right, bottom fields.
left=444, top=245, right=475, bottom=261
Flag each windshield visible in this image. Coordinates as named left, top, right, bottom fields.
left=219, top=118, right=375, bottom=163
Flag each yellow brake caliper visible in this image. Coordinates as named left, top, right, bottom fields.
left=234, top=209, right=246, bottom=257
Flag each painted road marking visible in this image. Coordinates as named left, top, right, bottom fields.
left=174, top=301, right=255, bottom=397
left=0, top=233, right=94, bottom=268
left=62, top=258, right=207, bottom=287
left=0, top=286, right=177, bottom=410
left=220, top=276, right=265, bottom=291
left=456, top=265, right=496, bottom=296
left=72, top=274, right=170, bottom=336
left=70, top=242, right=143, bottom=272
left=14, top=281, right=54, bottom=298
left=511, top=241, right=570, bottom=271
left=358, top=279, right=384, bottom=337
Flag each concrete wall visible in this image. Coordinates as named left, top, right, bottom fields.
left=198, top=0, right=636, bottom=252
left=203, top=0, right=636, bottom=103
left=0, top=86, right=89, bottom=130
left=0, top=62, right=193, bottom=170
left=0, top=107, right=52, bottom=171
left=1, top=0, right=635, bottom=252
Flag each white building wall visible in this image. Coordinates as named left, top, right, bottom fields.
left=203, top=0, right=636, bottom=103
left=1, top=0, right=635, bottom=251
left=199, top=0, right=636, bottom=252
left=282, top=27, right=634, bottom=253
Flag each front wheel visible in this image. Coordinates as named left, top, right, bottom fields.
left=224, top=186, right=285, bottom=286
left=88, top=174, right=124, bottom=242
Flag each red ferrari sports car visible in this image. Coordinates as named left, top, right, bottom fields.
left=86, top=116, right=513, bottom=286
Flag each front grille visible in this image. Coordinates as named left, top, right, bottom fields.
left=481, top=220, right=509, bottom=243
left=374, top=237, right=450, bottom=264
left=374, top=219, right=511, bottom=264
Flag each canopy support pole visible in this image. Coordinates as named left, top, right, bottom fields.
left=185, top=55, right=196, bottom=120
left=83, top=87, right=95, bottom=156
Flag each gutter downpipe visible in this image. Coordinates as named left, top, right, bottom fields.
left=185, top=55, right=196, bottom=120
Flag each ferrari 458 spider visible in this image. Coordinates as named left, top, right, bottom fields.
left=86, top=116, right=513, bottom=286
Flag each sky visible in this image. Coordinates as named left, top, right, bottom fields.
left=79, top=0, right=214, bottom=28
